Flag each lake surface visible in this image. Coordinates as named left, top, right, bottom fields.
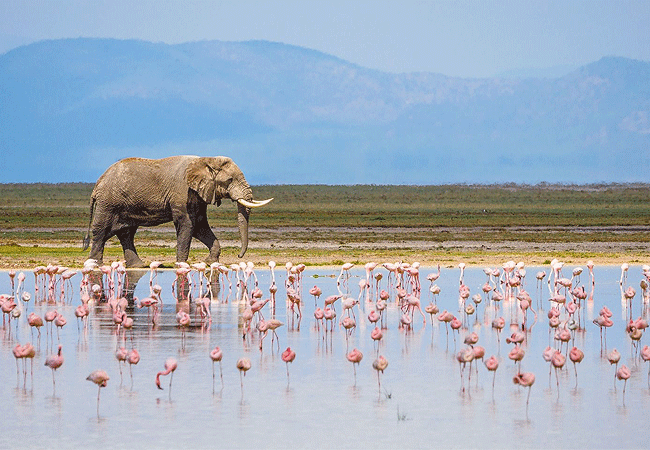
left=1, top=262, right=649, bottom=449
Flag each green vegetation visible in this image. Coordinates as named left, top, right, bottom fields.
left=0, top=183, right=649, bottom=268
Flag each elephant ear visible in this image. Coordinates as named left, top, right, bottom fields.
left=186, top=157, right=229, bottom=205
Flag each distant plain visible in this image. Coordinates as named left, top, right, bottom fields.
left=0, top=183, right=649, bottom=269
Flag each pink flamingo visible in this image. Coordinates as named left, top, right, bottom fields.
left=607, top=348, right=621, bottom=382
left=74, top=304, right=89, bottom=331
left=551, top=350, right=566, bottom=392
left=404, top=294, right=426, bottom=326
left=236, top=357, right=251, bottom=391
left=506, top=330, right=525, bottom=345
left=450, top=316, right=462, bottom=343
left=126, top=349, right=140, bottom=385
left=324, top=307, right=337, bottom=332
left=27, top=312, right=43, bottom=340
left=371, top=326, right=383, bottom=349
left=464, top=332, right=479, bottom=346
left=281, top=347, right=296, bottom=383
left=472, top=345, right=486, bottom=383
left=513, top=372, right=535, bottom=409
left=22, top=343, right=36, bottom=384
left=12, top=344, right=24, bottom=381
left=341, top=316, right=356, bottom=338
left=368, top=309, right=380, bottom=325
left=492, top=317, right=505, bottom=343
left=155, top=357, right=178, bottom=395
left=508, top=345, right=525, bottom=373
left=258, top=318, right=283, bottom=351
left=149, top=260, right=162, bottom=286
left=616, top=365, right=631, bottom=396
left=115, top=347, right=128, bottom=383
left=337, top=262, right=354, bottom=286
left=593, top=313, right=613, bottom=351
left=485, top=355, right=499, bottom=391
left=456, top=346, right=475, bottom=391
left=314, top=307, right=324, bottom=331
left=86, top=370, right=110, bottom=416
left=365, top=262, right=378, bottom=296
left=372, top=355, right=389, bottom=394
left=346, top=348, right=363, bottom=384
left=438, top=310, right=454, bottom=340
left=210, top=346, right=223, bottom=390
left=44, top=344, right=64, bottom=394
left=569, top=346, right=584, bottom=388
left=309, top=285, right=322, bottom=307
left=424, top=302, right=439, bottom=325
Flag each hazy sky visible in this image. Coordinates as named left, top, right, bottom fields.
left=1, top=0, right=649, bottom=78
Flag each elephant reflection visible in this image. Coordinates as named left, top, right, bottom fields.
left=86, top=269, right=221, bottom=304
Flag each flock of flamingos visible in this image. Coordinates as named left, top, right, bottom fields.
left=2, top=257, right=650, bottom=416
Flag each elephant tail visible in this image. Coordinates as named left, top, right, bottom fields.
left=82, top=197, right=95, bottom=250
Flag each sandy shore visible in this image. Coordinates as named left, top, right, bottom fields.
left=1, top=225, right=649, bottom=270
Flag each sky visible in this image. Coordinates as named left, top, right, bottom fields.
left=1, top=0, right=649, bottom=78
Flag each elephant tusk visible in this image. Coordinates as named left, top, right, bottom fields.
left=237, top=198, right=274, bottom=208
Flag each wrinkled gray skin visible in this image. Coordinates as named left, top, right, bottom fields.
left=83, top=156, right=255, bottom=268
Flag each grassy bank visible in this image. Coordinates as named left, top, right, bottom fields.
left=0, top=183, right=649, bottom=268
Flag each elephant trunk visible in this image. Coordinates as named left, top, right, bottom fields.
left=229, top=181, right=253, bottom=259
left=237, top=202, right=250, bottom=258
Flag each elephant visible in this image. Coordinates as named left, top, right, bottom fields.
left=82, top=155, right=272, bottom=268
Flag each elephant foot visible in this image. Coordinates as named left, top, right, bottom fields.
left=204, top=248, right=220, bottom=265
left=125, top=259, right=148, bottom=269
left=204, top=255, right=220, bottom=265
left=124, top=251, right=147, bottom=269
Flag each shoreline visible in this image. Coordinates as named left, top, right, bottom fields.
left=0, top=241, right=647, bottom=271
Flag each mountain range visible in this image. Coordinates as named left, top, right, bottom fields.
left=1, top=38, right=649, bottom=184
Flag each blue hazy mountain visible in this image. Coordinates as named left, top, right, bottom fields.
left=1, top=38, right=648, bottom=184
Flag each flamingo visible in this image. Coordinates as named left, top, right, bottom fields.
left=607, top=349, right=621, bottom=381
left=569, top=346, right=584, bottom=388
left=21, top=343, right=36, bottom=384
left=12, top=344, right=24, bottom=381
left=337, top=262, right=354, bottom=285
left=456, top=346, right=475, bottom=391
left=485, top=355, right=499, bottom=391
left=309, top=285, right=322, bottom=306
left=236, top=357, right=251, bottom=391
left=616, top=365, right=631, bottom=396
left=281, top=347, right=296, bottom=383
left=86, top=370, right=110, bottom=416
left=53, top=313, right=67, bottom=341
left=513, top=372, right=535, bottom=409
left=372, top=355, right=389, bottom=394
left=126, top=349, right=140, bottom=384
left=551, top=350, right=566, bottom=391
left=508, top=345, right=525, bottom=372
left=44, top=344, right=64, bottom=393
left=155, top=357, right=178, bottom=395
left=210, top=346, right=223, bottom=390
left=27, top=312, right=43, bottom=340
left=346, top=348, right=363, bottom=384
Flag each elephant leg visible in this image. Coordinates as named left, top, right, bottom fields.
left=194, top=220, right=221, bottom=263
left=88, top=224, right=114, bottom=265
left=174, top=216, right=194, bottom=263
left=88, top=237, right=106, bottom=265
left=116, top=226, right=146, bottom=268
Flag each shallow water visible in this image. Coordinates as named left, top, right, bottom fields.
left=1, top=264, right=649, bottom=449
